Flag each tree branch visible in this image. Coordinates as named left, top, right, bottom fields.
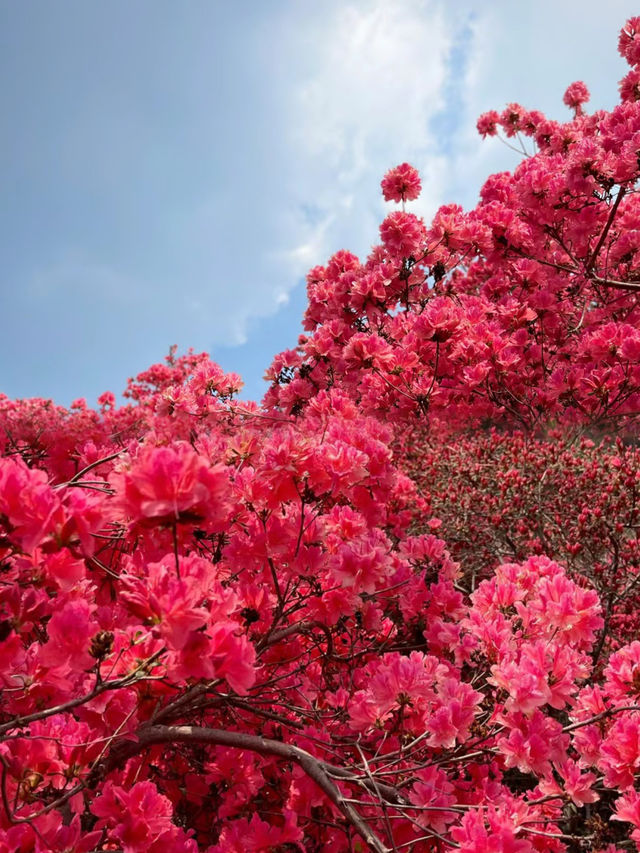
left=585, top=187, right=626, bottom=273
left=99, top=724, right=391, bottom=853
left=590, top=274, right=640, bottom=292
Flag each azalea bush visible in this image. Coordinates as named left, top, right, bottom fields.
left=398, top=426, right=640, bottom=652
left=4, top=18, right=640, bottom=853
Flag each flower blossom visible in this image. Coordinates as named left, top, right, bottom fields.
left=381, top=162, right=422, bottom=203
left=563, top=81, right=590, bottom=113
left=379, top=211, right=426, bottom=258
left=111, top=442, right=230, bottom=528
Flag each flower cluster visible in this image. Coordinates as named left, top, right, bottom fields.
left=381, top=162, right=422, bottom=203
left=264, top=19, right=640, bottom=435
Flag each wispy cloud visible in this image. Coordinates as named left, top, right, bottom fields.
left=164, top=0, right=471, bottom=355
left=278, top=0, right=463, bottom=262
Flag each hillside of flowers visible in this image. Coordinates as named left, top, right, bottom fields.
left=4, top=18, right=640, bottom=853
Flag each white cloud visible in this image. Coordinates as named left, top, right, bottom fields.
left=158, top=0, right=464, bottom=354
left=440, top=0, right=640, bottom=211
left=291, top=0, right=450, bottom=161
left=279, top=0, right=459, bottom=263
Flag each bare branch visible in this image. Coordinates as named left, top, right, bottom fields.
left=54, top=451, right=123, bottom=488
left=99, top=724, right=392, bottom=853
left=585, top=187, right=626, bottom=273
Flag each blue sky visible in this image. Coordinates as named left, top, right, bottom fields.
left=2, top=0, right=639, bottom=405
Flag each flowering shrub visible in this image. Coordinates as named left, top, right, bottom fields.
left=264, top=23, right=640, bottom=433
left=4, top=18, right=640, bottom=853
left=399, top=427, right=640, bottom=652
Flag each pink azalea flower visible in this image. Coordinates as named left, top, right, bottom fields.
left=381, top=162, right=422, bottom=203
left=379, top=211, right=426, bottom=258
left=111, top=442, right=230, bottom=528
